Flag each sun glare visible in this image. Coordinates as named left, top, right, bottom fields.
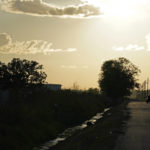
left=103, top=1, right=135, bottom=17
left=88, top=0, right=149, bottom=18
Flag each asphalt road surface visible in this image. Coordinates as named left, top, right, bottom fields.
left=115, top=101, right=150, bottom=150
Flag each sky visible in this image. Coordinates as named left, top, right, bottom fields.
left=0, top=0, right=150, bottom=89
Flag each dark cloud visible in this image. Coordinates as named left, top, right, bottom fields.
left=0, top=0, right=101, bottom=18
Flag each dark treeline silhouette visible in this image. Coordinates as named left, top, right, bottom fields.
left=0, top=58, right=47, bottom=89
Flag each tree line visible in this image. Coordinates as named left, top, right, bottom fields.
left=0, top=57, right=140, bottom=100
left=0, top=58, right=47, bottom=89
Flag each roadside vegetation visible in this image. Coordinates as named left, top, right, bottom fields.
left=0, top=88, right=110, bottom=150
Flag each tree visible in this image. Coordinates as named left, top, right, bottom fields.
left=0, top=58, right=47, bottom=88
left=98, top=57, right=140, bottom=99
left=87, top=88, right=100, bottom=95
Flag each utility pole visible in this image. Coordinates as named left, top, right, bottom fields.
left=144, top=80, right=147, bottom=98
left=142, top=80, right=147, bottom=98
left=141, top=83, right=143, bottom=98
left=147, top=78, right=149, bottom=97
left=143, top=80, right=146, bottom=98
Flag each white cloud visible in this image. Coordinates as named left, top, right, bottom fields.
left=0, top=0, right=101, bottom=18
left=61, top=65, right=77, bottom=69
left=113, top=44, right=145, bottom=51
left=66, top=48, right=77, bottom=52
left=0, top=33, right=77, bottom=55
left=61, top=65, right=88, bottom=69
left=145, top=33, right=150, bottom=51
left=113, top=32, right=150, bottom=52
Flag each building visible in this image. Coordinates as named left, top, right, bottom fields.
left=0, top=80, right=8, bottom=90
left=45, top=84, right=62, bottom=91
left=0, top=80, right=9, bottom=105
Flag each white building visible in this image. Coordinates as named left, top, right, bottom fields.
left=45, top=84, right=62, bottom=91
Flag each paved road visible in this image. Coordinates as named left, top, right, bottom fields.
left=115, top=101, right=150, bottom=150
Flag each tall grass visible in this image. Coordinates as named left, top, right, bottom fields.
left=0, top=88, right=110, bottom=150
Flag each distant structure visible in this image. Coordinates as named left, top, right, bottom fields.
left=0, top=80, right=9, bottom=105
left=0, top=80, right=8, bottom=89
left=45, top=84, right=62, bottom=91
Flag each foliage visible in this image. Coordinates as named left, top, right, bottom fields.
left=87, top=88, right=100, bottom=95
left=0, top=89, right=107, bottom=150
left=98, top=57, right=140, bottom=99
left=0, top=58, right=47, bottom=88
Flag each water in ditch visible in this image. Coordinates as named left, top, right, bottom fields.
left=33, top=108, right=110, bottom=150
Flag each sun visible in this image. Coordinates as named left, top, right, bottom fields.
left=103, top=0, right=135, bottom=17
left=88, top=0, right=149, bottom=18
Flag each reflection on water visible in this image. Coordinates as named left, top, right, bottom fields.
left=33, top=108, right=110, bottom=150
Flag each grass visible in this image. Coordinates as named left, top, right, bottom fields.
left=0, top=88, right=111, bottom=150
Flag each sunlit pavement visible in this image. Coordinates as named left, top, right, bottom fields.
left=115, top=101, right=150, bottom=150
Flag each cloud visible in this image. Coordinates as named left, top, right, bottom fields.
left=61, top=65, right=88, bottom=69
left=67, top=48, right=77, bottom=52
left=145, top=33, right=150, bottom=51
left=113, top=44, right=145, bottom=51
left=82, top=65, right=88, bottom=69
left=113, top=32, right=150, bottom=52
left=0, top=0, right=101, bottom=18
left=61, top=65, right=77, bottom=69
left=0, top=33, right=77, bottom=55
left=0, top=33, right=12, bottom=46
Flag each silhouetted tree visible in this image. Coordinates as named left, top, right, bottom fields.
left=0, top=58, right=47, bottom=88
left=87, top=88, right=100, bottom=95
left=98, top=57, right=140, bottom=99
